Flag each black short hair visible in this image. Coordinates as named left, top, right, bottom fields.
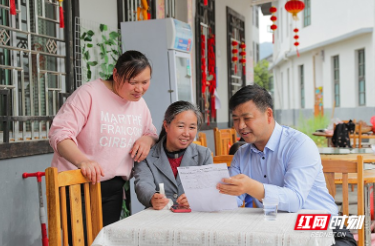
left=229, top=84, right=273, bottom=112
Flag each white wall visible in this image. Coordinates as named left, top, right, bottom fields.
left=322, top=34, right=373, bottom=108
left=273, top=0, right=374, bottom=63
left=215, top=0, right=253, bottom=124
left=80, top=0, right=118, bottom=29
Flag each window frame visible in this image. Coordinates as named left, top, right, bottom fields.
left=300, top=65, right=305, bottom=108
left=332, top=55, right=340, bottom=107
left=226, top=6, right=246, bottom=127
left=0, top=0, right=79, bottom=160
left=195, top=0, right=216, bottom=130
left=357, top=49, right=365, bottom=106
left=303, top=0, right=311, bottom=27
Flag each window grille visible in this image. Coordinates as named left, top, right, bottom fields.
left=357, top=49, right=365, bottom=106
left=333, top=55, right=340, bottom=107
left=0, top=0, right=67, bottom=145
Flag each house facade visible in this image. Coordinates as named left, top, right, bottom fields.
left=269, top=0, right=375, bottom=127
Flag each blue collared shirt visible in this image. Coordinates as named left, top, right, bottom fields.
left=229, top=122, right=338, bottom=215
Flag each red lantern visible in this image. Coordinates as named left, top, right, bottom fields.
left=285, top=0, right=305, bottom=21
left=10, top=0, right=16, bottom=15
left=58, top=0, right=64, bottom=28
left=293, top=28, right=300, bottom=57
left=231, top=41, right=239, bottom=74
left=239, top=42, right=246, bottom=75
left=269, top=6, right=277, bottom=43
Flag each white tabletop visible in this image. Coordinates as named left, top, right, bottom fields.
left=92, top=208, right=335, bottom=246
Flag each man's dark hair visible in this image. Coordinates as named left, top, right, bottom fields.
left=229, top=84, right=273, bottom=112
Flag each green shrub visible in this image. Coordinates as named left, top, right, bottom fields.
left=293, top=114, right=330, bottom=147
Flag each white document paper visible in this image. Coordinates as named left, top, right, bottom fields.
left=177, top=164, right=238, bottom=212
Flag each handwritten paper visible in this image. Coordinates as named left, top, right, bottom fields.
left=177, top=164, right=238, bottom=212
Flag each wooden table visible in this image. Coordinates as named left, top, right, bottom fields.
left=314, top=131, right=375, bottom=148
left=320, top=152, right=375, bottom=246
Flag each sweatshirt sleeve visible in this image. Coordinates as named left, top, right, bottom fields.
left=48, top=88, right=91, bottom=154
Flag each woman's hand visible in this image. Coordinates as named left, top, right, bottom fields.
left=151, top=193, right=169, bottom=210
left=130, top=135, right=155, bottom=162
left=176, top=194, right=190, bottom=207
left=76, top=160, right=104, bottom=185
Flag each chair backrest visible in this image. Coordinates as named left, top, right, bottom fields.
left=321, top=155, right=364, bottom=246
left=45, top=167, right=103, bottom=246
left=214, top=127, right=237, bottom=156
left=193, top=132, right=207, bottom=147
left=213, top=155, right=234, bottom=167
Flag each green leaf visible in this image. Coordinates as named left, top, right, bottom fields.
left=109, top=31, right=119, bottom=40
left=87, top=43, right=93, bottom=48
left=87, top=30, right=94, bottom=36
left=100, top=44, right=106, bottom=55
left=99, top=72, right=107, bottom=79
left=80, top=32, right=87, bottom=40
left=111, top=54, right=118, bottom=62
left=104, top=55, right=109, bottom=64
left=107, top=64, right=114, bottom=73
left=101, top=63, right=107, bottom=72
left=87, top=61, right=98, bottom=66
left=100, top=24, right=108, bottom=32
left=101, top=35, right=107, bottom=42
left=84, top=51, right=90, bottom=60
left=105, top=39, right=115, bottom=46
left=99, top=52, right=105, bottom=59
left=84, top=36, right=92, bottom=42
left=87, top=70, right=92, bottom=80
left=111, top=49, right=119, bottom=55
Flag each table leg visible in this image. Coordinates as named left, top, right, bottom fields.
left=365, top=184, right=371, bottom=246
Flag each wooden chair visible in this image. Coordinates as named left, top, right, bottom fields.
left=193, top=132, right=207, bottom=147
left=45, top=167, right=103, bottom=246
left=322, top=155, right=364, bottom=246
left=214, top=127, right=237, bottom=156
left=213, top=155, right=234, bottom=167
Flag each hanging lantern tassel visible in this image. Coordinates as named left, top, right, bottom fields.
left=231, top=40, right=238, bottom=74
left=10, top=0, right=16, bottom=15
left=269, top=6, right=277, bottom=44
left=293, top=28, right=300, bottom=57
left=201, top=34, right=207, bottom=93
left=239, top=42, right=246, bottom=75
left=59, top=0, right=64, bottom=28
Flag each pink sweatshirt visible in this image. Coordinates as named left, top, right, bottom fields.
left=49, top=79, right=158, bottom=181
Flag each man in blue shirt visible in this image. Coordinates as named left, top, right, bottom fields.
left=217, top=85, right=356, bottom=246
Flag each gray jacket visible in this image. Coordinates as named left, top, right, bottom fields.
left=133, top=137, right=213, bottom=208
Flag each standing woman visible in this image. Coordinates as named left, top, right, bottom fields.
left=134, top=101, right=213, bottom=210
left=49, top=50, right=158, bottom=226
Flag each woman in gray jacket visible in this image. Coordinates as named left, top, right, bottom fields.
left=134, top=101, right=213, bottom=209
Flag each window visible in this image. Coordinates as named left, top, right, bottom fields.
left=227, top=6, right=245, bottom=127
left=117, top=0, right=173, bottom=23
left=357, top=49, right=365, bottom=106
left=254, top=6, right=259, bottom=28
left=333, top=55, right=340, bottom=107
left=304, top=0, right=311, bottom=27
left=0, top=0, right=76, bottom=159
left=300, top=65, right=305, bottom=108
left=256, top=43, right=260, bottom=64
left=196, top=0, right=216, bottom=129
